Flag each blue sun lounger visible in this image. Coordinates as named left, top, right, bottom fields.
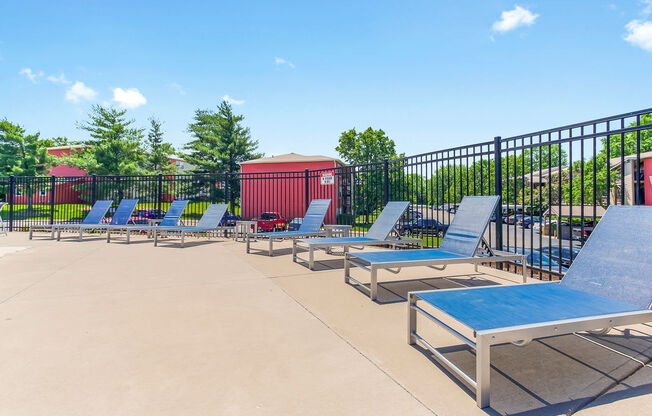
left=153, top=203, right=229, bottom=247
left=106, top=199, right=189, bottom=243
left=407, top=205, right=652, bottom=408
left=55, top=199, right=139, bottom=241
left=28, top=200, right=113, bottom=240
left=293, top=201, right=422, bottom=270
left=344, top=196, right=526, bottom=300
left=246, top=199, right=332, bottom=256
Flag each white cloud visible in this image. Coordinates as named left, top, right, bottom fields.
left=47, top=73, right=71, bottom=84
left=221, top=94, right=245, bottom=105
left=274, top=57, right=295, bottom=68
left=19, top=68, right=44, bottom=83
left=492, top=5, right=539, bottom=33
left=112, top=87, right=147, bottom=108
left=169, top=82, right=186, bottom=95
left=643, top=0, right=652, bottom=15
left=65, top=81, right=98, bottom=103
left=624, top=20, right=652, bottom=51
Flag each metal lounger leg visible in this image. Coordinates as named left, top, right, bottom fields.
left=154, top=229, right=159, bottom=246
left=126, top=229, right=131, bottom=244
left=79, top=228, right=83, bottom=241
left=475, top=335, right=491, bottom=408
left=407, top=293, right=417, bottom=344
left=370, top=266, right=378, bottom=301
left=292, top=240, right=296, bottom=262
left=51, top=227, right=55, bottom=239
left=181, top=231, right=185, bottom=248
left=521, top=255, right=527, bottom=282
left=107, top=229, right=111, bottom=243
left=268, top=238, right=273, bottom=256
left=246, top=234, right=250, bottom=253
left=344, top=255, right=350, bottom=283
left=309, top=247, right=315, bottom=270
left=57, top=229, right=61, bottom=241
left=29, top=227, right=33, bottom=240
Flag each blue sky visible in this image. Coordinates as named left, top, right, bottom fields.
left=1, top=1, right=651, bottom=159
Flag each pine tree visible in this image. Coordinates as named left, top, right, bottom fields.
left=145, top=118, right=176, bottom=173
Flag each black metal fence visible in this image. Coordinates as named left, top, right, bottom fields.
left=1, top=108, right=651, bottom=279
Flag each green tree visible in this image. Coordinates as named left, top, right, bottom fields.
left=336, top=127, right=400, bottom=165
left=185, top=100, right=262, bottom=173
left=63, top=105, right=145, bottom=175
left=185, top=100, right=262, bottom=207
left=144, top=118, right=176, bottom=174
left=0, top=119, right=54, bottom=212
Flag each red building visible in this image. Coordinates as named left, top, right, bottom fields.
left=239, top=153, right=346, bottom=223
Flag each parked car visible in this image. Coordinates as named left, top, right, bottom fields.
left=114, top=208, right=166, bottom=225
left=287, top=217, right=303, bottom=231
left=511, top=247, right=569, bottom=273
left=539, top=246, right=581, bottom=268
left=504, top=214, right=524, bottom=225
left=572, top=221, right=595, bottom=243
left=256, top=212, right=288, bottom=232
left=220, top=210, right=239, bottom=226
left=403, top=218, right=449, bottom=236
left=399, top=209, right=423, bottom=228
left=518, top=216, right=543, bottom=228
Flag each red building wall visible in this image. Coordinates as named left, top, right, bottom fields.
left=645, top=158, right=652, bottom=206
left=240, top=161, right=343, bottom=223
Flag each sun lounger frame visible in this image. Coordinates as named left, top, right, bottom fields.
left=407, top=285, right=652, bottom=408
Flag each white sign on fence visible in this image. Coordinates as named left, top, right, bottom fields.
left=320, top=172, right=334, bottom=185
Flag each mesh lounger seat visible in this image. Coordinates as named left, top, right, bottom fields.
left=153, top=203, right=229, bottom=247
left=345, top=196, right=526, bottom=300
left=106, top=200, right=189, bottom=243
left=55, top=199, right=138, bottom=241
left=407, top=205, right=652, bottom=408
left=28, top=200, right=113, bottom=240
left=246, top=199, right=331, bottom=256
left=293, top=201, right=421, bottom=270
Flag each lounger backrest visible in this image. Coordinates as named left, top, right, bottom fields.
left=298, top=199, right=331, bottom=233
left=438, top=195, right=499, bottom=257
left=160, top=200, right=190, bottom=226
left=109, top=199, right=139, bottom=225
left=196, top=204, right=228, bottom=228
left=364, top=201, right=410, bottom=240
left=81, top=200, right=113, bottom=225
left=560, top=205, right=652, bottom=310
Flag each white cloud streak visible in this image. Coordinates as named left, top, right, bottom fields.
left=274, top=57, right=295, bottom=68
left=624, top=19, right=652, bottom=51
left=169, top=82, right=186, bottom=95
left=112, top=87, right=147, bottom=108
left=65, top=81, right=98, bottom=103
left=19, top=68, right=44, bottom=83
left=47, top=73, right=71, bottom=84
left=492, top=5, right=539, bottom=33
left=222, top=94, right=245, bottom=105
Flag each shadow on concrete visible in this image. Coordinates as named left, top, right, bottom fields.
left=411, top=329, right=652, bottom=415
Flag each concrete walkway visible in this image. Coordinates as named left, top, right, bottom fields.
left=0, top=232, right=650, bottom=415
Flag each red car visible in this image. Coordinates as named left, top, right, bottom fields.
left=256, top=212, right=287, bottom=232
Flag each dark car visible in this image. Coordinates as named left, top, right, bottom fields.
left=572, top=221, right=595, bottom=243
left=539, top=246, right=581, bottom=268
left=399, top=209, right=423, bottom=228
left=518, top=216, right=543, bottom=228
left=403, top=218, right=449, bottom=236
left=220, top=210, right=239, bottom=226
left=123, top=208, right=166, bottom=224
left=287, top=217, right=303, bottom=231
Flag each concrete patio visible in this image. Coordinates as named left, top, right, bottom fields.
left=0, top=232, right=650, bottom=415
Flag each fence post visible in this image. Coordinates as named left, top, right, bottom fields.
left=383, top=158, right=389, bottom=205
left=157, top=174, right=163, bottom=214
left=493, top=136, right=503, bottom=254
left=91, top=174, right=97, bottom=203
left=304, top=169, right=310, bottom=211
left=224, top=173, right=230, bottom=210
left=50, top=175, right=56, bottom=225
left=8, top=175, right=15, bottom=232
